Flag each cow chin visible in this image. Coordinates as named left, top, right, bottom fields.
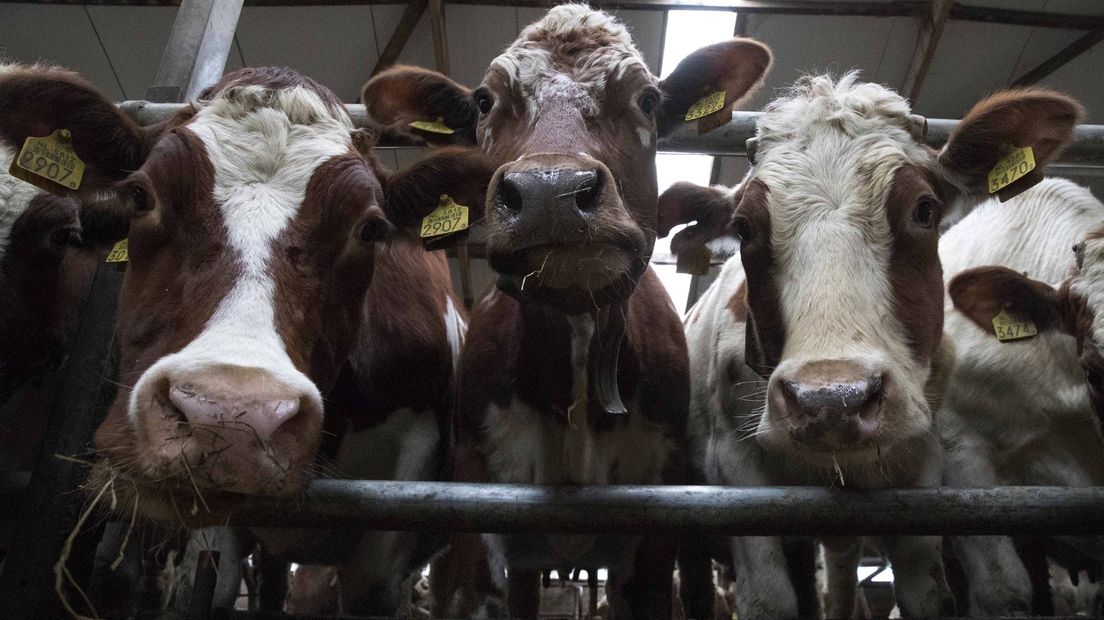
left=489, top=240, right=648, bottom=312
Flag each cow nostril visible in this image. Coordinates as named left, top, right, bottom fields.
left=497, top=175, right=524, bottom=213
left=856, top=374, right=884, bottom=420
left=573, top=170, right=601, bottom=212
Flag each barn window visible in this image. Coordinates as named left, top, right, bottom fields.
left=653, top=10, right=738, bottom=313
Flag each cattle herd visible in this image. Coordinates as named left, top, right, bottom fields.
left=0, top=3, right=1101, bottom=619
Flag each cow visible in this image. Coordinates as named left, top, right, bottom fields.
left=0, top=63, right=494, bottom=615
left=942, top=179, right=1104, bottom=616
left=656, top=73, right=1082, bottom=618
left=361, top=4, right=771, bottom=617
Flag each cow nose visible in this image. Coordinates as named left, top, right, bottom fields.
left=497, top=168, right=602, bottom=214
left=775, top=361, right=884, bottom=444
left=169, top=382, right=300, bottom=442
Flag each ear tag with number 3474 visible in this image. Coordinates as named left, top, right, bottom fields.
left=991, top=308, right=1037, bottom=342
left=9, top=129, right=85, bottom=194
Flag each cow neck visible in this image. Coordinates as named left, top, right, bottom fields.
left=515, top=300, right=630, bottom=422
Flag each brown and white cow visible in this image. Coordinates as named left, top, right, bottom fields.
left=0, top=64, right=494, bottom=614
left=942, top=180, right=1104, bottom=616
left=363, top=5, right=771, bottom=617
left=658, top=74, right=1082, bottom=618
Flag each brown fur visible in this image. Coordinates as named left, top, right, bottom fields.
left=732, top=179, right=783, bottom=377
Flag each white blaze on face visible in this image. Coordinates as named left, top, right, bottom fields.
left=443, top=296, right=466, bottom=373
left=128, top=86, right=354, bottom=421
left=750, top=73, right=939, bottom=445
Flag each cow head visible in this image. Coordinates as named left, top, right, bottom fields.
left=949, top=229, right=1104, bottom=442
left=364, top=4, right=770, bottom=313
left=659, top=73, right=1081, bottom=466
left=0, top=65, right=492, bottom=522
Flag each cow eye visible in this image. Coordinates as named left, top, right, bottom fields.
left=913, top=197, right=937, bottom=228
left=733, top=216, right=755, bottom=242
left=131, top=186, right=153, bottom=212
left=475, top=91, right=494, bottom=116
left=359, top=215, right=391, bottom=244
left=638, top=91, right=659, bottom=116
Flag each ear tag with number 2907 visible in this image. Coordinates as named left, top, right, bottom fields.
left=9, top=129, right=86, bottom=194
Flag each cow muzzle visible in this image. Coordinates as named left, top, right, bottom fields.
left=127, top=363, right=322, bottom=497
left=486, top=154, right=648, bottom=311
left=768, top=359, right=885, bottom=452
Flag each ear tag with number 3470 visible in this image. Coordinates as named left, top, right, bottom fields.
left=988, top=146, right=1035, bottom=194
left=9, top=129, right=85, bottom=194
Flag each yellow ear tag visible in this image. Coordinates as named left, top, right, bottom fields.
left=685, top=91, right=726, bottom=122
left=987, top=146, right=1035, bottom=194
left=105, top=239, right=129, bottom=263
left=409, top=117, right=455, bottom=135
left=991, top=308, right=1037, bottom=342
left=420, top=195, right=469, bottom=238
left=9, top=129, right=85, bottom=194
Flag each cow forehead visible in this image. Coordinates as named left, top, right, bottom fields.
left=753, top=73, right=934, bottom=220
left=490, top=5, right=652, bottom=114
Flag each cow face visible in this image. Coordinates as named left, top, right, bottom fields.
left=949, top=232, right=1104, bottom=442
left=0, top=66, right=492, bottom=521
left=659, top=74, right=1081, bottom=466
left=364, top=5, right=770, bottom=312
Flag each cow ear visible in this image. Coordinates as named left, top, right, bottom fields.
left=362, top=66, right=477, bottom=146
left=657, top=181, right=740, bottom=258
left=658, top=39, right=772, bottom=137
left=940, top=89, right=1083, bottom=201
left=0, top=65, right=150, bottom=195
left=948, top=266, right=1063, bottom=337
left=384, top=147, right=495, bottom=229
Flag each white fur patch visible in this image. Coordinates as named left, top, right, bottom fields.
left=444, top=296, right=466, bottom=374
left=489, top=4, right=651, bottom=118
left=128, top=86, right=353, bottom=421
left=334, top=408, right=441, bottom=480
left=0, top=145, right=47, bottom=260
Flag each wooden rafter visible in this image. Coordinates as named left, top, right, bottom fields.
left=370, top=0, right=428, bottom=77
left=901, top=0, right=952, bottom=102
left=427, top=0, right=450, bottom=75
left=1011, top=25, right=1104, bottom=88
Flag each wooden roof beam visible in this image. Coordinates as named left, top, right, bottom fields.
left=901, top=0, right=953, bottom=103
left=1011, top=25, right=1104, bottom=88
left=370, top=0, right=428, bottom=77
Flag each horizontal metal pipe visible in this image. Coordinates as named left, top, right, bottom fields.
left=219, top=481, right=1104, bottom=535
left=117, top=102, right=1104, bottom=166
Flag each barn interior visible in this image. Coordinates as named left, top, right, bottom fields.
left=1, top=0, right=1103, bottom=618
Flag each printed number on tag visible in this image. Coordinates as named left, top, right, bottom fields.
left=420, top=195, right=469, bottom=238
left=11, top=129, right=85, bottom=192
left=685, top=91, right=726, bottom=121
left=105, top=239, right=129, bottom=263
left=409, top=118, right=455, bottom=135
left=992, top=308, right=1037, bottom=342
left=988, top=146, right=1035, bottom=194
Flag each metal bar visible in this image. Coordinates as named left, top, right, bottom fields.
left=370, top=0, right=428, bottom=77
left=148, top=0, right=245, bottom=102
left=1011, top=25, right=1104, bottom=88
left=950, top=4, right=1104, bottom=30
left=0, top=264, right=124, bottom=618
left=212, top=481, right=1104, bottom=536
left=115, top=104, right=1104, bottom=166
left=901, top=0, right=952, bottom=101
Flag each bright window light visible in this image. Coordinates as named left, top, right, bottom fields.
left=653, top=10, right=736, bottom=312
left=858, top=565, right=895, bottom=584
left=660, top=11, right=739, bottom=79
